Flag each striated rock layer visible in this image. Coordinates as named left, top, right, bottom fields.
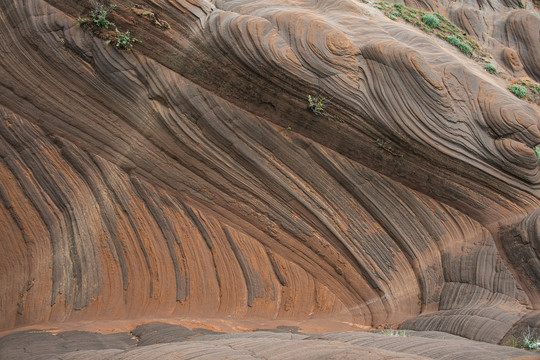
left=1, top=324, right=539, bottom=360
left=1, top=0, right=540, bottom=350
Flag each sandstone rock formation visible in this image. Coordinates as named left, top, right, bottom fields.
left=2, top=324, right=539, bottom=360
left=1, top=0, right=540, bottom=357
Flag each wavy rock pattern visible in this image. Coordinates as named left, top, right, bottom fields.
left=1, top=325, right=538, bottom=360
left=1, top=0, right=540, bottom=353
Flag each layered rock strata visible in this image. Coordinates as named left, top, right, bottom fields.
left=0, top=0, right=539, bottom=348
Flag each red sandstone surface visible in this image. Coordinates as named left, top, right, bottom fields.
left=1, top=0, right=540, bottom=358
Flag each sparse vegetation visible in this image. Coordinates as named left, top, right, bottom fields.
left=114, top=29, right=138, bottom=50
left=388, top=11, right=398, bottom=20
left=132, top=5, right=170, bottom=30
left=381, top=329, right=410, bottom=337
left=376, top=3, right=480, bottom=58
left=77, top=2, right=139, bottom=51
left=90, top=4, right=114, bottom=29
left=446, top=35, right=472, bottom=55
left=376, top=139, right=404, bottom=157
left=521, top=326, right=540, bottom=349
left=485, top=63, right=497, bottom=74
left=77, top=16, right=90, bottom=27
left=421, top=13, right=439, bottom=28
left=506, top=326, right=540, bottom=349
left=509, top=84, right=527, bottom=98
left=506, top=78, right=540, bottom=105
left=308, top=95, right=328, bottom=116
left=534, top=146, right=540, bottom=164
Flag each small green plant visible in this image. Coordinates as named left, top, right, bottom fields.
left=394, top=2, right=404, bottom=12
left=381, top=329, right=409, bottom=337
left=90, top=4, right=114, bottom=29
left=509, top=84, right=527, bottom=98
left=77, top=16, right=90, bottom=27
left=387, top=10, right=399, bottom=20
left=534, top=146, right=540, bottom=163
left=446, top=35, right=472, bottom=55
left=114, top=28, right=138, bottom=50
left=518, top=0, right=526, bottom=8
left=109, top=3, right=118, bottom=10
left=376, top=139, right=404, bottom=157
left=433, top=12, right=446, bottom=21
left=485, top=63, right=497, bottom=74
left=308, top=95, right=328, bottom=116
left=521, top=326, right=540, bottom=349
left=421, top=13, right=439, bottom=28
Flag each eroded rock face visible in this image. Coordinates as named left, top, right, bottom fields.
left=0, top=0, right=539, bottom=346
left=2, top=325, right=539, bottom=360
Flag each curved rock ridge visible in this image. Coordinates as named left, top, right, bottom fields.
left=1, top=325, right=539, bottom=360
left=0, top=0, right=539, bottom=349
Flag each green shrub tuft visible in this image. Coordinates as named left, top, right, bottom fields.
left=115, top=29, right=138, bottom=50
left=521, top=326, right=540, bottom=349
left=381, top=329, right=409, bottom=337
left=485, top=63, right=496, bottom=74
left=90, top=5, right=114, bottom=29
left=446, top=35, right=472, bottom=55
left=509, top=84, right=527, bottom=98
left=421, top=13, right=439, bottom=28
left=433, top=12, right=446, bottom=21
left=77, top=16, right=90, bottom=27
left=308, top=95, right=328, bottom=116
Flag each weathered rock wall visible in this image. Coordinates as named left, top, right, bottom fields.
left=1, top=0, right=539, bottom=344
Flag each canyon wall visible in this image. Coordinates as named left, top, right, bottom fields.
left=1, top=0, right=540, bottom=344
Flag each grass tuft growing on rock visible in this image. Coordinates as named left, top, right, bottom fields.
left=509, top=84, right=527, bottom=98
left=381, top=329, right=410, bottom=337
left=446, top=35, right=472, bottom=55
left=421, top=13, right=439, bottom=28
left=308, top=95, right=328, bottom=116
left=507, top=78, right=540, bottom=105
left=534, top=146, right=540, bottom=164
left=115, top=29, right=138, bottom=50
left=521, top=326, right=540, bottom=349
left=485, top=63, right=496, bottom=74
left=90, top=4, right=114, bottom=29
